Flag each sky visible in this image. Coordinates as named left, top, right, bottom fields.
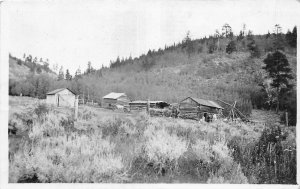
left=5, top=0, right=300, bottom=74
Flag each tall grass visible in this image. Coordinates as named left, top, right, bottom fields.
left=9, top=100, right=296, bottom=183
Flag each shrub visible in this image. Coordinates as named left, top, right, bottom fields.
left=207, top=163, right=248, bottom=184
left=11, top=133, right=125, bottom=183
left=144, top=128, right=187, bottom=160
left=143, top=126, right=188, bottom=175
left=226, top=40, right=237, bottom=54
left=247, top=40, right=261, bottom=58
left=9, top=97, right=297, bottom=183
left=34, top=103, right=49, bottom=118
left=192, top=140, right=214, bottom=163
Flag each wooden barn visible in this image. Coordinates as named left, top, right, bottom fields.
left=102, top=92, right=130, bottom=108
left=179, top=97, right=224, bottom=121
left=129, top=100, right=170, bottom=111
left=46, top=88, right=76, bottom=107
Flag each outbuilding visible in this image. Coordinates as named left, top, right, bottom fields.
left=179, top=97, right=224, bottom=121
left=129, top=100, right=170, bottom=111
left=46, top=88, right=76, bottom=107
left=102, top=92, right=130, bottom=108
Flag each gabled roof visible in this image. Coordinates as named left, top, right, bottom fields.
left=102, top=92, right=126, bottom=99
left=47, top=88, right=76, bottom=95
left=182, top=97, right=224, bottom=109
left=207, top=100, right=224, bottom=109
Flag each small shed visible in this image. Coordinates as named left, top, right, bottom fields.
left=179, top=97, right=224, bottom=121
left=46, top=88, right=76, bottom=107
left=102, top=92, right=130, bottom=108
left=129, top=100, right=170, bottom=111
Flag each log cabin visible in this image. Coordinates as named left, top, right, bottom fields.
left=129, top=100, right=169, bottom=111
left=179, top=97, right=224, bottom=121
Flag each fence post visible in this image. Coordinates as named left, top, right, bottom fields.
left=147, top=99, right=150, bottom=115
left=285, top=110, right=288, bottom=126
left=74, top=96, right=78, bottom=121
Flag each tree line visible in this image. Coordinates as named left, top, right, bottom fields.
left=9, top=24, right=297, bottom=125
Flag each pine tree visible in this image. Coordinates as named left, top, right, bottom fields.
left=182, top=31, right=194, bottom=58
left=75, top=67, right=82, bottom=79
left=65, top=69, right=72, bottom=80
left=226, top=40, right=237, bottom=54
left=273, top=24, right=285, bottom=51
left=33, top=57, right=38, bottom=64
left=58, top=66, right=64, bottom=80
left=86, top=61, right=92, bottom=74
left=36, top=67, right=42, bottom=74
left=222, top=23, right=232, bottom=38
left=26, top=55, right=32, bottom=63
left=266, top=31, right=271, bottom=39
left=263, top=51, right=293, bottom=112
left=247, top=39, right=261, bottom=58
left=291, top=26, right=297, bottom=48
left=286, top=26, right=297, bottom=48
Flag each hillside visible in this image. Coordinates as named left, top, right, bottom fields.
left=80, top=36, right=296, bottom=116
left=9, top=26, right=297, bottom=120
left=9, top=57, right=31, bottom=81
left=9, top=54, right=57, bottom=81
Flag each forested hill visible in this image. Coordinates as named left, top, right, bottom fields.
left=9, top=54, right=57, bottom=81
left=9, top=25, right=297, bottom=121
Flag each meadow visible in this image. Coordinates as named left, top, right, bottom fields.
left=8, top=96, right=296, bottom=183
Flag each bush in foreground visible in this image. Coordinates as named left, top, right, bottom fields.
left=9, top=103, right=296, bottom=183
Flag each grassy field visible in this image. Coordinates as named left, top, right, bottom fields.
left=8, top=96, right=296, bottom=183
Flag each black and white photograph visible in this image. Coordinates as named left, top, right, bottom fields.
left=0, top=0, right=299, bottom=186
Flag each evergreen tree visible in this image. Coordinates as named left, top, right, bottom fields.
left=26, top=55, right=32, bottom=63
left=43, top=62, right=49, bottom=71
left=291, top=26, right=297, bottom=47
left=263, top=51, right=293, bottom=112
left=182, top=31, right=194, bottom=58
left=33, top=57, right=38, bottom=63
left=75, top=67, right=82, bottom=79
left=273, top=24, right=282, bottom=35
left=215, top=30, right=221, bottom=50
left=247, top=39, right=261, bottom=58
left=58, top=66, right=64, bottom=80
left=226, top=40, right=237, bottom=54
left=65, top=69, right=72, bottom=80
left=208, top=40, right=217, bottom=54
left=36, top=67, right=42, bottom=74
left=85, top=61, right=94, bottom=74
left=222, top=23, right=232, bottom=38
left=286, top=26, right=297, bottom=48
left=273, top=24, right=285, bottom=51
left=237, top=31, right=244, bottom=41
left=266, top=31, right=271, bottom=39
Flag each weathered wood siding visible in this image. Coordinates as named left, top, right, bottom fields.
left=130, top=103, right=157, bottom=110
left=46, top=95, right=56, bottom=105
left=179, top=97, right=218, bottom=113
left=102, top=95, right=130, bottom=108
left=46, top=89, right=75, bottom=107
left=57, top=89, right=75, bottom=107
left=179, top=98, right=198, bottom=112
left=179, top=97, right=220, bottom=120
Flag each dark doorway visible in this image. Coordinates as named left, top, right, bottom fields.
left=204, top=113, right=208, bottom=122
